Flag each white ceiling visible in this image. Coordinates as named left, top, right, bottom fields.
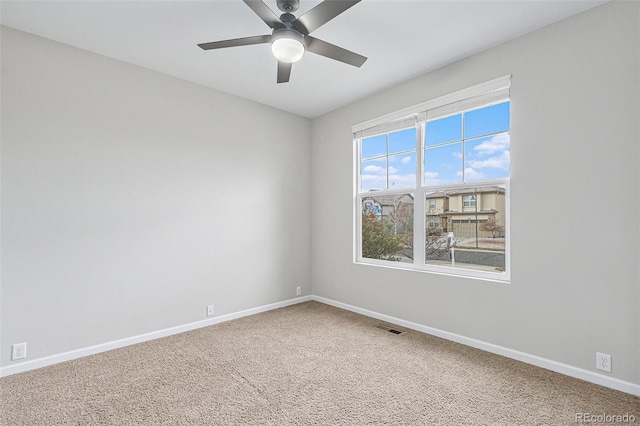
left=1, top=0, right=606, bottom=118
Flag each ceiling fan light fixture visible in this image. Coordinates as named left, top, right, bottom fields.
left=198, top=0, right=367, bottom=83
left=271, top=29, right=305, bottom=63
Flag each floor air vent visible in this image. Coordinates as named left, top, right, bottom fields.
left=375, top=325, right=403, bottom=335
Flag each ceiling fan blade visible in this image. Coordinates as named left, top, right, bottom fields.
left=305, top=36, right=367, bottom=67
left=198, top=35, right=271, bottom=50
left=293, top=0, right=361, bottom=35
left=277, top=61, right=292, bottom=84
left=243, top=0, right=285, bottom=29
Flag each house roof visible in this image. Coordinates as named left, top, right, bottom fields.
left=426, top=186, right=505, bottom=198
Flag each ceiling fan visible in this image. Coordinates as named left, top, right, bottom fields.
left=198, top=0, right=367, bottom=83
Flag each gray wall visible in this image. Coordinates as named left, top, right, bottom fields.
left=1, top=27, right=311, bottom=366
left=310, top=2, right=640, bottom=385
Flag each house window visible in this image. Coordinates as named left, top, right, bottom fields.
left=427, top=216, right=440, bottom=228
left=462, top=195, right=476, bottom=208
left=354, top=75, right=511, bottom=282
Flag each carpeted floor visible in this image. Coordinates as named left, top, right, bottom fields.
left=1, top=301, right=638, bottom=425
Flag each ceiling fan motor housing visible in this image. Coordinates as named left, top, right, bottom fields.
left=277, top=0, right=299, bottom=13
left=271, top=28, right=305, bottom=46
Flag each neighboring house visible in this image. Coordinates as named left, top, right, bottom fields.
left=363, top=193, right=414, bottom=219
left=426, top=186, right=505, bottom=238
left=362, top=187, right=505, bottom=240
left=362, top=193, right=414, bottom=236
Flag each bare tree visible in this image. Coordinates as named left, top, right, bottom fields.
left=388, top=204, right=450, bottom=262
left=479, top=217, right=504, bottom=238
left=387, top=201, right=413, bottom=259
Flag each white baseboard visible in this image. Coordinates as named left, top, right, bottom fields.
left=0, top=295, right=312, bottom=378
left=3, top=293, right=639, bottom=397
left=311, top=295, right=640, bottom=397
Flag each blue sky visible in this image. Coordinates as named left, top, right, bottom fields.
left=361, top=128, right=417, bottom=191
left=361, top=101, right=510, bottom=190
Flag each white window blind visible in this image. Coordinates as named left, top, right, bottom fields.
left=353, top=115, right=417, bottom=140
left=420, top=87, right=510, bottom=121
left=353, top=75, right=511, bottom=137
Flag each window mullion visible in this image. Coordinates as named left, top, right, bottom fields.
left=461, top=112, right=465, bottom=183
left=385, top=134, right=390, bottom=190
left=414, top=123, right=426, bottom=266
left=417, top=122, right=424, bottom=189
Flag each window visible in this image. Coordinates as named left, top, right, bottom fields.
left=426, top=216, right=440, bottom=229
left=462, top=195, right=476, bottom=208
left=354, top=76, right=510, bottom=282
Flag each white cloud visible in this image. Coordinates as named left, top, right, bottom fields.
left=389, top=173, right=416, bottom=188
left=363, top=164, right=400, bottom=174
left=466, top=168, right=485, bottom=179
left=473, top=133, right=510, bottom=156
left=467, top=151, right=510, bottom=170
left=360, top=174, right=386, bottom=191
left=452, top=152, right=463, bottom=159
left=424, top=171, right=441, bottom=185
left=457, top=168, right=485, bottom=179
left=424, top=171, right=439, bottom=179
left=363, top=164, right=385, bottom=174
left=401, top=156, right=413, bottom=164
left=361, top=172, right=416, bottom=190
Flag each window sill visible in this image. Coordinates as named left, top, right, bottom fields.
left=353, top=258, right=511, bottom=284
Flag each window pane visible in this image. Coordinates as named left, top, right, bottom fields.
left=424, top=191, right=449, bottom=263
left=464, top=102, right=510, bottom=139
left=425, top=185, right=506, bottom=273
left=464, top=132, right=510, bottom=181
left=361, top=193, right=414, bottom=263
left=388, top=128, right=416, bottom=154
left=425, top=114, right=462, bottom=146
left=361, top=134, right=386, bottom=160
left=388, top=152, right=416, bottom=189
left=424, top=142, right=463, bottom=185
left=361, top=158, right=387, bottom=191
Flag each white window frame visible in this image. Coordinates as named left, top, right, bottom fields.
left=353, top=76, right=511, bottom=283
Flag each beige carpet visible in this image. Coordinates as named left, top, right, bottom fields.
left=1, top=301, right=638, bottom=425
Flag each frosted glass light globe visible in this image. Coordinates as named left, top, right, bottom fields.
left=271, top=29, right=305, bottom=63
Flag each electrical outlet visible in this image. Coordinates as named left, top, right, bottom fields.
left=11, top=343, right=27, bottom=361
left=596, top=352, right=611, bottom=372
left=206, top=305, right=214, bottom=317
left=296, top=286, right=301, bottom=296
